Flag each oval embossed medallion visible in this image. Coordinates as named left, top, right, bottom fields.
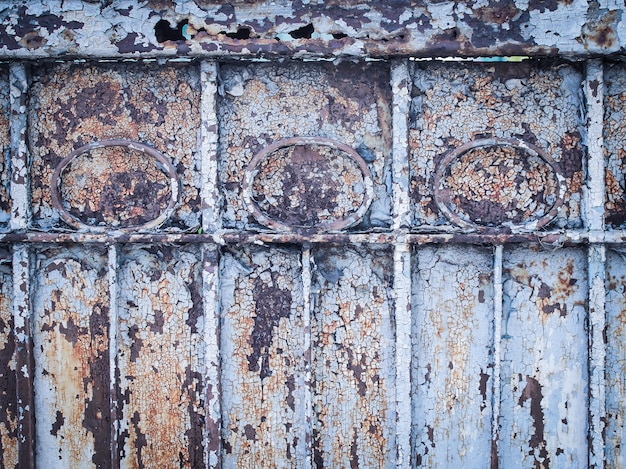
left=243, top=137, right=373, bottom=232
left=51, top=140, right=180, bottom=232
left=434, top=138, right=566, bottom=230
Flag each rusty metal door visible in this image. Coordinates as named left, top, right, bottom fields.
left=0, top=18, right=625, bottom=469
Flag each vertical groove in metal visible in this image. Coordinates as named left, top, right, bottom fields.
left=391, top=60, right=411, bottom=231
left=12, top=245, right=34, bottom=469
left=107, top=245, right=119, bottom=469
left=300, top=247, right=313, bottom=469
left=492, top=244, right=503, bottom=468
left=200, top=60, right=221, bottom=234
left=9, top=62, right=29, bottom=231
left=393, top=243, right=411, bottom=468
left=585, top=58, right=606, bottom=469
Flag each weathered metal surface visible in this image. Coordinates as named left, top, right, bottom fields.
left=500, top=246, right=588, bottom=467
left=0, top=1, right=625, bottom=59
left=606, top=248, right=626, bottom=468
left=0, top=66, right=9, bottom=230
left=0, top=246, right=17, bottom=468
left=28, top=61, right=200, bottom=231
left=243, top=137, right=374, bottom=232
left=412, top=245, right=494, bottom=467
left=218, top=61, right=392, bottom=231
left=9, top=63, right=29, bottom=231
left=220, top=246, right=307, bottom=468
left=116, top=245, right=205, bottom=468
left=409, top=60, right=584, bottom=232
left=50, top=140, right=181, bottom=232
left=311, top=245, right=395, bottom=468
left=32, top=245, right=110, bottom=468
left=605, top=61, right=626, bottom=228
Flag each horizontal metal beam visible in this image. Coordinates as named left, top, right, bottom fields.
left=0, top=229, right=624, bottom=246
left=1, top=1, right=624, bottom=60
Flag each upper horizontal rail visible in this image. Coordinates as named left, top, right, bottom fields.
left=0, top=2, right=623, bottom=60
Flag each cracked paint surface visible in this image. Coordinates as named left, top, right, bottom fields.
left=218, top=61, right=392, bottom=231
left=605, top=62, right=626, bottom=228
left=409, top=61, right=584, bottom=231
left=0, top=2, right=624, bottom=59
left=28, top=62, right=200, bottom=231
left=606, top=248, right=626, bottom=468
left=311, top=245, right=394, bottom=469
left=0, top=67, right=9, bottom=229
left=411, top=245, right=494, bottom=467
left=500, top=246, right=588, bottom=468
left=32, top=245, right=110, bottom=468
left=0, top=247, right=17, bottom=468
left=220, top=246, right=306, bottom=468
left=117, top=245, right=205, bottom=468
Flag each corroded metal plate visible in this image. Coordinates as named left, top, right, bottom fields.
left=243, top=137, right=373, bottom=232
left=50, top=140, right=180, bottom=232
left=434, top=138, right=566, bottom=231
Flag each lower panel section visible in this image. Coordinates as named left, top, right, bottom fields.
left=311, top=245, right=395, bottom=469
left=117, top=245, right=205, bottom=468
left=0, top=246, right=17, bottom=468
left=33, top=246, right=110, bottom=468
left=411, top=245, right=494, bottom=468
left=220, top=246, right=307, bottom=468
left=499, top=246, right=588, bottom=468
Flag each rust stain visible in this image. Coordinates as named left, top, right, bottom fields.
left=518, top=376, right=549, bottom=466
left=117, top=245, right=205, bottom=468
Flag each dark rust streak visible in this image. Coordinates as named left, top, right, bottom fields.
left=182, top=367, right=205, bottom=467
left=518, top=376, right=549, bottom=466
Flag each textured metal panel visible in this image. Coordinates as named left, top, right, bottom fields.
left=409, top=61, right=584, bottom=231
left=28, top=62, right=200, bottom=231
left=411, top=245, right=494, bottom=467
left=606, top=248, right=626, bottom=468
left=116, top=245, right=205, bottom=468
left=0, top=246, right=17, bottom=468
left=311, top=245, right=395, bottom=469
left=0, top=67, right=9, bottom=229
left=605, top=61, right=626, bottom=228
left=218, top=61, right=392, bottom=231
left=32, top=245, right=110, bottom=468
left=220, top=246, right=307, bottom=468
left=0, top=2, right=624, bottom=59
left=500, top=246, right=588, bottom=468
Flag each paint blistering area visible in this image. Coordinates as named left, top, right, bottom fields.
left=0, top=67, right=9, bottom=229
left=218, top=61, right=392, bottom=230
left=0, top=246, right=17, bottom=468
left=117, top=245, right=205, bottom=468
left=606, top=248, right=626, bottom=467
left=409, top=61, right=584, bottom=230
left=500, top=246, right=588, bottom=468
left=220, top=246, right=305, bottom=468
left=311, top=246, right=394, bottom=469
left=32, top=246, right=110, bottom=468
left=28, top=62, right=200, bottom=230
left=411, top=245, right=493, bottom=467
left=604, top=62, right=626, bottom=227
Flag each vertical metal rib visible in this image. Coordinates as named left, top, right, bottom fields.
left=391, top=60, right=411, bottom=232
left=300, top=246, right=313, bottom=468
left=585, top=58, right=606, bottom=469
left=108, top=245, right=119, bottom=469
left=492, top=244, right=504, bottom=468
left=394, top=242, right=412, bottom=468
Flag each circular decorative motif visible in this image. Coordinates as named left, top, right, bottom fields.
left=242, top=137, right=374, bottom=232
left=50, top=140, right=180, bottom=232
left=433, top=137, right=566, bottom=230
